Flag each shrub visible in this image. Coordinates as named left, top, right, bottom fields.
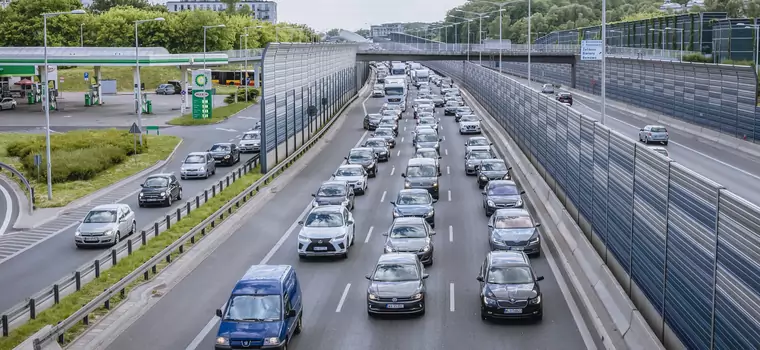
left=7, top=129, right=145, bottom=159
left=681, top=53, right=712, bottom=63
left=24, top=146, right=128, bottom=183
left=224, top=88, right=260, bottom=104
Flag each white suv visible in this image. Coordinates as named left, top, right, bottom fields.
left=297, top=206, right=356, bottom=259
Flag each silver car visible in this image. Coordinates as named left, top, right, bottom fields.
left=297, top=206, right=356, bottom=259
left=180, top=152, right=215, bottom=179
left=541, top=84, right=554, bottom=94
left=239, top=130, right=261, bottom=152
left=75, top=204, right=136, bottom=247
left=638, top=125, right=669, bottom=145
left=333, top=164, right=369, bottom=194
left=155, top=84, right=176, bottom=95
left=0, top=97, right=17, bottom=110
left=465, top=149, right=496, bottom=175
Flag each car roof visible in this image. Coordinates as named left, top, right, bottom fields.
left=367, top=113, right=382, bottom=117
left=243, top=130, right=260, bottom=135
left=366, top=137, right=386, bottom=142
left=469, top=136, right=487, bottom=141
left=309, top=205, right=344, bottom=214
left=378, top=253, right=419, bottom=264
left=489, top=251, right=530, bottom=267
left=338, top=164, right=364, bottom=170
left=646, top=125, right=666, bottom=128
left=187, top=152, right=208, bottom=156
left=494, top=208, right=531, bottom=217
left=398, top=189, right=430, bottom=196
left=147, top=173, right=172, bottom=178
left=350, top=147, right=374, bottom=152
left=321, top=180, right=348, bottom=187
left=416, top=147, right=438, bottom=153
left=407, top=158, right=437, bottom=166
left=375, top=127, right=394, bottom=132
left=488, top=180, right=517, bottom=187
left=233, top=265, right=291, bottom=295
left=90, top=204, right=123, bottom=211
left=392, top=217, right=427, bottom=225
left=419, top=115, right=435, bottom=119
left=481, top=159, right=504, bottom=164
left=416, top=128, right=437, bottom=134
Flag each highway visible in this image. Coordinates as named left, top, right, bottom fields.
left=104, top=76, right=599, bottom=350
left=0, top=107, right=261, bottom=313
left=0, top=177, right=17, bottom=236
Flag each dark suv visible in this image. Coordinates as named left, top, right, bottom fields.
left=138, top=173, right=182, bottom=207
left=478, top=251, right=544, bottom=321
left=208, top=143, right=241, bottom=166
left=556, top=92, right=572, bottom=105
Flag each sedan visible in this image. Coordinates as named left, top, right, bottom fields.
left=74, top=204, right=136, bottom=248
left=0, top=97, right=17, bottom=110
left=382, top=217, right=436, bottom=265
left=297, top=206, right=356, bottom=259
left=364, top=113, right=383, bottom=130
left=238, top=131, right=261, bottom=153
left=464, top=149, right=496, bottom=175
left=477, top=159, right=511, bottom=188
left=444, top=101, right=460, bottom=115
left=541, top=84, right=554, bottom=94
left=208, top=143, right=240, bottom=166
left=454, top=107, right=473, bottom=122
left=363, top=137, right=391, bottom=162
left=487, top=208, right=541, bottom=256
left=372, top=128, right=397, bottom=148
left=638, top=125, right=669, bottom=145
left=345, top=148, right=378, bottom=178
left=391, top=189, right=437, bottom=227
left=465, top=136, right=492, bottom=154
left=180, top=152, right=215, bottom=179
left=482, top=180, right=525, bottom=217
left=478, top=251, right=544, bottom=321
left=379, top=116, right=399, bottom=136
left=414, top=148, right=441, bottom=175
left=417, top=116, right=439, bottom=132
left=366, top=253, right=428, bottom=316
left=429, top=95, right=445, bottom=107
left=312, top=180, right=356, bottom=208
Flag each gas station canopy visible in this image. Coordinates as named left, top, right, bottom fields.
left=0, top=47, right=229, bottom=67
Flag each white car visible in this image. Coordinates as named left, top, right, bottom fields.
left=372, top=87, right=385, bottom=98
left=74, top=204, right=136, bottom=248
left=297, top=205, right=356, bottom=259
left=638, top=125, right=669, bottom=145
left=417, top=116, right=439, bottom=132
left=459, top=114, right=482, bottom=134
left=238, top=130, right=261, bottom=153
left=332, top=164, right=368, bottom=195
left=0, top=97, right=17, bottom=111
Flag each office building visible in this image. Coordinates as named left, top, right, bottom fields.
left=166, top=0, right=278, bottom=23
left=371, top=23, right=405, bottom=37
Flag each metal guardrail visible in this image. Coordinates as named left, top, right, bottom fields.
left=204, top=49, right=265, bottom=61
left=26, top=68, right=376, bottom=349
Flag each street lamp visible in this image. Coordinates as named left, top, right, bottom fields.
left=665, top=27, right=684, bottom=61
left=203, top=24, right=226, bottom=69
left=239, top=33, right=248, bottom=100
left=134, top=17, right=165, bottom=147
left=601, top=0, right=607, bottom=125
left=457, top=10, right=489, bottom=65
left=738, top=23, right=759, bottom=73
left=448, top=15, right=473, bottom=51
left=474, top=1, right=523, bottom=73
left=42, top=9, right=85, bottom=200
left=649, top=28, right=665, bottom=51
left=244, top=25, right=263, bottom=102
left=80, top=23, right=84, bottom=47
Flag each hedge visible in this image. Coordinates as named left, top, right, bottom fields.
left=224, top=87, right=261, bottom=104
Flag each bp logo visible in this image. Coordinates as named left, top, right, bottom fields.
left=194, top=74, right=208, bottom=87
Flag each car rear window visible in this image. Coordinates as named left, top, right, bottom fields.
left=651, top=127, right=667, bottom=132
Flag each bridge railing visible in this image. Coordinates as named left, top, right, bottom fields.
left=206, top=48, right=265, bottom=60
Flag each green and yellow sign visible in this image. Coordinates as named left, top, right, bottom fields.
left=191, top=69, right=213, bottom=119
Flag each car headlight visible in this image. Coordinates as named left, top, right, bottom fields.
left=342, top=200, right=350, bottom=207
left=216, top=337, right=229, bottom=345
left=104, top=230, right=114, bottom=236
left=480, top=175, right=488, bottom=181
left=298, top=233, right=309, bottom=240
left=368, top=293, right=378, bottom=300
left=380, top=151, right=387, bottom=155
left=263, top=337, right=281, bottom=345
left=529, top=235, right=540, bottom=244
left=139, top=193, right=144, bottom=197
left=421, top=245, right=430, bottom=252
left=425, top=209, right=434, bottom=217
left=74, top=230, right=81, bottom=236
left=404, top=182, right=411, bottom=188
left=487, top=200, right=495, bottom=207
left=160, top=191, right=166, bottom=197
left=483, top=296, right=497, bottom=306
left=515, top=198, right=523, bottom=206
left=334, top=233, right=346, bottom=240
left=199, top=166, right=205, bottom=172
left=432, top=182, right=438, bottom=187
left=529, top=295, right=542, bottom=304
left=393, top=210, right=401, bottom=217
left=412, top=293, right=423, bottom=300
left=384, top=246, right=394, bottom=253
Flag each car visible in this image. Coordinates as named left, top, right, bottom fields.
left=477, top=158, right=510, bottom=184
left=362, top=137, right=391, bottom=162
left=639, top=125, right=669, bottom=145
left=414, top=148, right=441, bottom=174
left=416, top=111, right=435, bottom=121
left=429, top=95, right=445, bottom=107
left=332, top=164, right=368, bottom=195
left=74, top=204, right=136, bottom=248
left=413, top=129, right=441, bottom=152
left=364, top=113, right=383, bottom=130
left=477, top=251, right=544, bottom=321
left=465, top=136, right=492, bottom=154
left=556, top=92, right=572, bottom=105
left=482, top=180, right=525, bottom=217
left=464, top=149, right=495, bottom=175
left=382, top=217, right=436, bottom=265
left=155, top=84, right=175, bottom=95
left=444, top=101, right=460, bottom=115
left=208, top=143, right=241, bottom=166
left=381, top=109, right=401, bottom=122
left=365, top=253, right=429, bottom=316
left=454, top=107, right=473, bottom=122
left=378, top=116, right=399, bottom=135
left=138, top=173, right=182, bottom=207
left=180, top=152, right=216, bottom=179
left=648, top=145, right=670, bottom=158
left=541, top=84, right=554, bottom=94
left=345, top=147, right=378, bottom=178
left=297, top=205, right=355, bottom=259
left=402, top=158, right=440, bottom=199
left=215, top=265, right=302, bottom=350
left=381, top=103, right=403, bottom=120
left=417, top=116, right=439, bottom=132
left=372, top=128, right=396, bottom=148
left=488, top=208, right=541, bottom=256
left=372, top=85, right=385, bottom=97
left=238, top=131, right=261, bottom=153
left=312, top=180, right=356, bottom=208
left=0, top=97, right=18, bottom=110
left=390, top=189, right=437, bottom=227
left=459, top=114, right=482, bottom=134
left=416, top=106, right=434, bottom=118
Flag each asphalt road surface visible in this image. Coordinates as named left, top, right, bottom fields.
left=0, top=106, right=262, bottom=313
left=0, top=177, right=17, bottom=237
left=104, top=81, right=598, bottom=350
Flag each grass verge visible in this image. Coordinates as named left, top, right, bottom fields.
left=0, top=133, right=181, bottom=208
left=166, top=102, right=254, bottom=126
left=58, top=67, right=181, bottom=93
left=0, top=166, right=265, bottom=350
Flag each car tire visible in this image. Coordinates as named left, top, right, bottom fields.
left=166, top=196, right=172, bottom=207
left=212, top=168, right=216, bottom=175
left=480, top=311, right=489, bottom=321
left=177, top=188, right=182, bottom=201
left=535, top=313, right=543, bottom=322
left=418, top=307, right=426, bottom=316
left=342, top=248, right=349, bottom=259
left=138, top=202, right=144, bottom=208
left=351, top=229, right=356, bottom=246
left=205, top=170, right=210, bottom=179
left=10, top=105, right=15, bottom=110
left=484, top=210, right=491, bottom=217
left=478, top=182, right=485, bottom=189
left=533, top=251, right=541, bottom=258
left=114, top=231, right=121, bottom=245
left=644, top=137, right=649, bottom=144
left=663, top=141, right=669, bottom=145
left=294, top=314, right=303, bottom=334
left=130, top=221, right=136, bottom=235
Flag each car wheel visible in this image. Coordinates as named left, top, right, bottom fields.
left=10, top=104, right=15, bottom=110
left=212, top=168, right=216, bottom=175
left=478, top=182, right=485, bottom=189
left=484, top=209, right=491, bottom=217
left=130, top=221, right=136, bottom=235
left=295, top=314, right=303, bottom=334
left=480, top=311, right=488, bottom=321
left=114, top=231, right=121, bottom=245
left=663, top=141, right=669, bottom=145
left=533, top=251, right=541, bottom=258
left=534, top=313, right=543, bottom=322
left=166, top=196, right=172, bottom=207
left=418, top=306, right=426, bottom=316
left=342, top=247, right=349, bottom=259
left=177, top=188, right=182, bottom=201
left=351, top=228, right=356, bottom=246
left=138, top=202, right=144, bottom=208
left=205, top=170, right=210, bottom=179
left=644, top=137, right=649, bottom=144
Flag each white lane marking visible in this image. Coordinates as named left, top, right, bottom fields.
left=228, top=138, right=235, bottom=142
left=396, top=150, right=401, bottom=157
left=449, top=283, right=455, bottom=312
left=0, top=184, right=12, bottom=236
left=404, top=126, right=407, bottom=131
left=444, top=149, right=448, bottom=156
left=361, top=91, right=372, bottom=115
left=442, top=136, right=446, bottom=141
left=336, top=283, right=351, bottom=312
left=237, top=116, right=257, bottom=120
left=448, top=190, right=452, bottom=202
left=365, top=226, right=374, bottom=243
left=446, top=166, right=450, bottom=175
left=448, top=225, right=453, bottom=242
left=215, top=127, right=238, bottom=132
left=380, top=190, right=386, bottom=203
left=389, top=167, right=395, bottom=176
left=401, top=137, right=405, bottom=143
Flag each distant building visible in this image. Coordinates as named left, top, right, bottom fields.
left=166, top=0, right=278, bottom=23
left=658, top=0, right=704, bottom=12
left=371, top=23, right=405, bottom=37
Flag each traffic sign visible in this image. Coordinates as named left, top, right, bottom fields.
left=84, top=72, right=89, bottom=79
left=129, top=122, right=142, bottom=134
left=181, top=90, right=186, bottom=95
left=59, top=77, right=64, bottom=83
left=580, top=40, right=603, bottom=61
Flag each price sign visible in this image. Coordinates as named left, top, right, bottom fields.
left=192, top=90, right=213, bottom=119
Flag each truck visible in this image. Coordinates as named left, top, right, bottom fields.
left=384, top=76, right=407, bottom=112
left=412, top=69, right=429, bottom=86
left=390, top=62, right=406, bottom=76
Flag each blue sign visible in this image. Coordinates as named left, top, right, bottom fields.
left=180, top=90, right=186, bottom=95
left=84, top=72, right=89, bottom=79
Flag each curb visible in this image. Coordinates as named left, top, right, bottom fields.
left=163, top=102, right=260, bottom=127
left=0, top=173, right=28, bottom=232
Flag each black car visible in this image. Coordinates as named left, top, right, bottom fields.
left=138, top=173, right=182, bottom=207
left=208, top=143, right=240, bottom=166
left=312, top=180, right=355, bottom=210
left=382, top=217, right=435, bottom=265
left=372, top=128, right=396, bottom=148
left=556, top=92, right=572, bottom=105
left=465, top=149, right=496, bottom=175
left=391, top=189, right=437, bottom=227
left=455, top=107, right=473, bottom=122
left=482, top=180, right=524, bottom=217
left=345, top=147, right=378, bottom=177
left=362, top=137, right=391, bottom=162
left=364, top=113, right=383, bottom=130
left=402, top=158, right=439, bottom=199
left=378, top=116, right=399, bottom=136
left=477, top=159, right=511, bottom=189
left=477, top=251, right=544, bottom=321
left=366, top=253, right=429, bottom=316
left=488, top=208, right=541, bottom=256
left=444, top=101, right=460, bottom=115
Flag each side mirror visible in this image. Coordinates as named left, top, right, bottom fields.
left=311, top=193, right=316, bottom=197
left=487, top=223, right=493, bottom=228
left=286, top=309, right=297, bottom=318
left=639, top=128, right=645, bottom=131
left=365, top=275, right=372, bottom=280
left=430, top=231, right=436, bottom=235
left=422, top=274, right=429, bottom=279
left=401, top=173, right=406, bottom=178
left=536, top=276, right=545, bottom=281
left=344, top=156, right=348, bottom=160
left=490, top=142, right=493, bottom=145
left=476, top=276, right=484, bottom=282
left=520, top=190, right=526, bottom=195
left=439, top=138, right=443, bottom=142
left=390, top=201, right=396, bottom=205
left=297, top=221, right=304, bottom=225
left=206, top=149, right=210, bottom=152
left=347, top=220, right=354, bottom=225
left=381, top=232, right=389, bottom=236
left=139, top=184, right=144, bottom=187
left=432, top=198, right=438, bottom=203
left=216, top=309, right=223, bottom=317
left=535, top=223, right=541, bottom=227
left=438, top=156, right=442, bottom=159
left=481, top=190, right=487, bottom=195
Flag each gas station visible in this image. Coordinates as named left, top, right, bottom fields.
left=0, top=46, right=229, bottom=118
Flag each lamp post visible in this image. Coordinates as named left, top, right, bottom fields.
left=475, top=1, right=522, bottom=72
left=42, top=9, right=86, bottom=200
left=449, top=15, right=474, bottom=51
left=665, top=27, right=684, bottom=61
left=134, top=17, right=165, bottom=147
left=649, top=28, right=665, bottom=51
left=239, top=33, right=247, bottom=100
left=244, top=25, right=263, bottom=102
left=203, top=24, right=226, bottom=70
left=738, top=23, right=759, bottom=73
left=457, top=10, right=489, bottom=65
left=80, top=23, right=84, bottom=47
left=601, top=0, right=606, bottom=125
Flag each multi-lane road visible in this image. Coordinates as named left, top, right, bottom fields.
left=103, top=77, right=600, bottom=350
left=0, top=177, right=17, bottom=237
left=0, top=107, right=261, bottom=313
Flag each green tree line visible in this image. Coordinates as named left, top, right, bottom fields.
left=0, top=0, right=318, bottom=53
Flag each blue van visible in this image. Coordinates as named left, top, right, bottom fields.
left=215, top=265, right=303, bottom=349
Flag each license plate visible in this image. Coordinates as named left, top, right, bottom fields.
left=84, top=238, right=99, bottom=242
left=386, top=304, right=404, bottom=309
left=313, top=247, right=328, bottom=251
left=504, top=308, right=522, bottom=314
left=509, top=247, right=524, bottom=251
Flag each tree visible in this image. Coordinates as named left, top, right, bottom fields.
left=0, top=0, right=84, bottom=47
left=326, top=28, right=340, bottom=36
left=89, top=0, right=156, bottom=13
left=355, top=28, right=370, bottom=37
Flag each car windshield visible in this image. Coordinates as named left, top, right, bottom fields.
left=374, top=130, right=392, bottom=137
left=488, top=184, right=519, bottom=196
left=304, top=212, right=344, bottom=227
left=397, top=193, right=431, bottom=205
left=349, top=151, right=372, bottom=161
left=457, top=108, right=471, bottom=113
left=143, top=177, right=169, bottom=188
left=83, top=210, right=117, bottom=223
left=494, top=215, right=533, bottom=229
left=406, top=165, right=437, bottom=177
left=446, top=101, right=459, bottom=106
left=416, top=134, right=438, bottom=142
left=184, top=155, right=205, bottom=164
left=385, top=86, right=404, bottom=95
left=416, top=150, right=437, bottom=158
left=242, top=133, right=260, bottom=140
left=390, top=224, right=427, bottom=238
left=372, top=263, right=419, bottom=281
left=487, top=266, right=533, bottom=284
left=651, top=127, right=667, bottom=132
left=210, top=144, right=230, bottom=152
left=374, top=84, right=383, bottom=89
left=223, top=295, right=281, bottom=321
left=482, top=162, right=507, bottom=171
left=317, top=184, right=346, bottom=196
left=366, top=139, right=386, bottom=147
left=336, top=167, right=363, bottom=176
left=380, top=118, right=395, bottom=124
left=469, top=152, right=492, bottom=160
left=420, top=118, right=435, bottom=125
left=382, top=110, right=396, bottom=116
left=418, top=113, right=434, bottom=119
left=468, top=138, right=489, bottom=146
left=461, top=116, right=478, bottom=122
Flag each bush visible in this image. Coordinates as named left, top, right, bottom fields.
left=681, top=53, right=712, bottom=63
left=224, top=87, right=260, bottom=104
left=32, top=146, right=128, bottom=183
left=6, top=129, right=145, bottom=159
